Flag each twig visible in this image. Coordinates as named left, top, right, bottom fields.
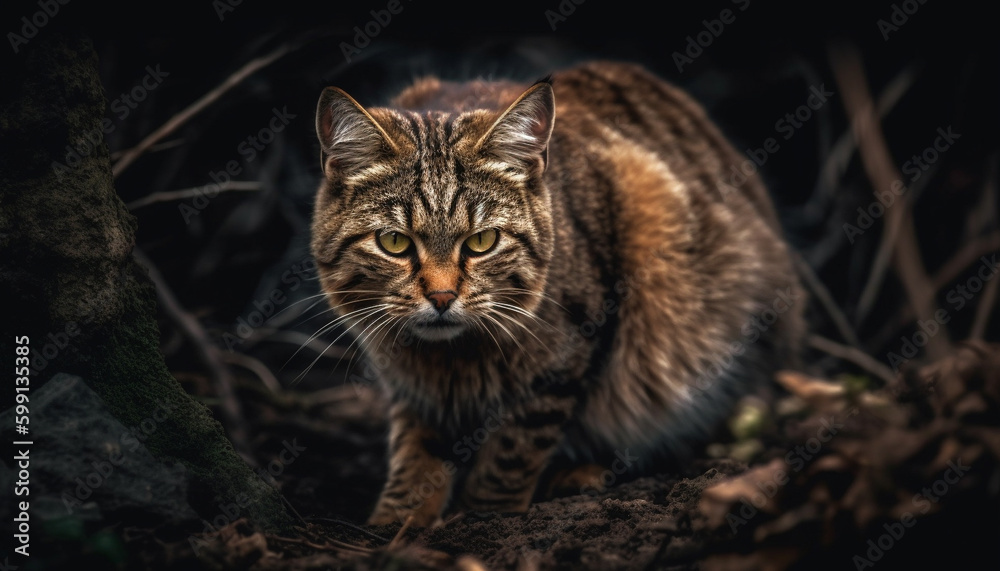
left=969, top=275, right=998, bottom=340
left=865, top=231, right=1000, bottom=351
left=307, top=517, right=390, bottom=543
left=792, top=254, right=862, bottom=348
left=241, top=328, right=353, bottom=360
left=268, top=534, right=372, bottom=554
left=279, top=494, right=309, bottom=528
left=930, top=231, right=1000, bottom=293
left=807, top=334, right=896, bottom=385
left=110, top=138, right=185, bottom=161
left=112, top=43, right=296, bottom=178
left=133, top=248, right=254, bottom=464
left=219, top=351, right=282, bottom=393
left=126, top=181, right=262, bottom=211
left=797, top=64, right=918, bottom=227
left=388, top=515, right=415, bottom=550
left=829, top=41, right=950, bottom=359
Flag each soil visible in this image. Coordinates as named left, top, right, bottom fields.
left=111, top=341, right=1000, bottom=570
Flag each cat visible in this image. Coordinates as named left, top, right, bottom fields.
left=310, top=61, right=805, bottom=526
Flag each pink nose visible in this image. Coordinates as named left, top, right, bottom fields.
left=426, top=290, right=457, bottom=313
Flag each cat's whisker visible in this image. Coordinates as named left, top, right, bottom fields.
left=489, top=300, right=559, bottom=331
left=288, top=305, right=389, bottom=382
left=486, top=308, right=547, bottom=357
left=284, top=296, right=387, bottom=332
left=295, top=304, right=387, bottom=352
left=480, top=311, right=528, bottom=356
left=371, top=315, right=402, bottom=359
left=339, top=310, right=397, bottom=374
left=290, top=296, right=391, bottom=328
left=488, top=288, right=569, bottom=313
left=288, top=304, right=386, bottom=374
left=291, top=307, right=388, bottom=386
left=473, top=315, right=508, bottom=366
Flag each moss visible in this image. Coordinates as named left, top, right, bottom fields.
left=0, top=32, right=290, bottom=531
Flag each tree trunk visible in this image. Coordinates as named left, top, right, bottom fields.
left=0, top=31, right=290, bottom=531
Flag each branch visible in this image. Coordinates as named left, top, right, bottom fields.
left=220, top=351, right=282, bottom=393
left=112, top=43, right=296, bottom=178
left=930, top=231, right=1000, bottom=293
left=969, top=275, right=998, bottom=340
left=807, top=334, right=896, bottom=385
left=828, top=41, right=950, bottom=359
left=793, top=253, right=862, bottom=348
left=126, top=181, right=262, bottom=210
left=864, top=231, right=1000, bottom=350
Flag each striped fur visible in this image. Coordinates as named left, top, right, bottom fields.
left=311, top=62, right=805, bottom=526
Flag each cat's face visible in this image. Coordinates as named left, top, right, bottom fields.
left=311, top=83, right=556, bottom=344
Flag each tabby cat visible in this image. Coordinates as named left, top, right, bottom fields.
left=310, top=61, right=804, bottom=526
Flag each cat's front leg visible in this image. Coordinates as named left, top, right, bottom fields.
left=458, top=395, right=574, bottom=513
left=368, top=403, right=454, bottom=526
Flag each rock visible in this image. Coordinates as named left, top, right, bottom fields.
left=0, top=373, right=198, bottom=525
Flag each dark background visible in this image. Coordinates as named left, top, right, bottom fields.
left=2, top=0, right=996, bottom=419
left=2, top=0, right=999, bottom=567
left=62, top=0, right=996, bottom=380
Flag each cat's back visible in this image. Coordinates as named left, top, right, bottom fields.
left=548, top=61, right=779, bottom=230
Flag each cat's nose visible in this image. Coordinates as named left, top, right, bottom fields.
left=426, top=290, right=457, bottom=314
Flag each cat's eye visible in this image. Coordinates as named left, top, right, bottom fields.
left=377, top=231, right=412, bottom=255
left=464, top=229, right=498, bottom=254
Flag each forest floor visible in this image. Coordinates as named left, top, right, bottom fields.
left=112, top=341, right=1000, bottom=570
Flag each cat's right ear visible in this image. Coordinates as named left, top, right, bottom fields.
left=316, top=87, right=399, bottom=177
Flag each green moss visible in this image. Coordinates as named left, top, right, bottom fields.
left=1, top=32, right=291, bottom=532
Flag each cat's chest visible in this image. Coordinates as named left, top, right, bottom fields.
left=368, top=332, right=569, bottom=425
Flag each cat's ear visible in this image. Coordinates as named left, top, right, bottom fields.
left=316, top=87, right=399, bottom=176
left=476, top=80, right=555, bottom=169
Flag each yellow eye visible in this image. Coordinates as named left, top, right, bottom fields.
left=465, top=229, right=498, bottom=254
left=377, top=231, right=412, bottom=255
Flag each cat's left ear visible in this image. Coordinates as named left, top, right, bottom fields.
left=476, top=80, right=555, bottom=170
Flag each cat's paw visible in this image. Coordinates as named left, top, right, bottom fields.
left=367, top=504, right=442, bottom=528
left=545, top=464, right=608, bottom=498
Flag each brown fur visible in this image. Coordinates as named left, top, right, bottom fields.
left=311, top=61, right=805, bottom=526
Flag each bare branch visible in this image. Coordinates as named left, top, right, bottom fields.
left=792, top=253, right=862, bottom=348
left=828, top=41, right=950, bottom=359
left=113, top=43, right=296, bottom=178
left=126, top=181, right=262, bottom=210
left=807, top=334, right=896, bottom=386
